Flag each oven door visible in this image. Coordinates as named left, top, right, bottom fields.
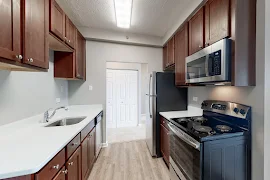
left=168, top=122, right=201, bottom=180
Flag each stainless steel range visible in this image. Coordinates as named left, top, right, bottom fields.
left=168, top=100, right=251, bottom=180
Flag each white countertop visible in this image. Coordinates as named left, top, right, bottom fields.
left=0, top=105, right=103, bottom=179
left=159, top=106, right=203, bottom=120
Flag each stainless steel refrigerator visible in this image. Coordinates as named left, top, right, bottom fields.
left=145, top=72, right=187, bottom=157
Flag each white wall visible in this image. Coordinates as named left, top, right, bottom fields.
left=68, top=41, right=162, bottom=142
left=188, top=0, right=266, bottom=179
left=79, top=27, right=163, bottom=47
left=0, top=51, right=69, bottom=126
left=264, top=0, right=270, bottom=179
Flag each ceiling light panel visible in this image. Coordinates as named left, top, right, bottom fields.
left=114, top=0, right=133, bottom=28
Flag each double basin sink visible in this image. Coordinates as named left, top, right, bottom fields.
left=45, top=117, right=86, bottom=127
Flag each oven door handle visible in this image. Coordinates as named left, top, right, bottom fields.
left=168, top=123, right=200, bottom=151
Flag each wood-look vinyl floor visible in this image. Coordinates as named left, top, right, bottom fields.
left=88, top=140, right=170, bottom=180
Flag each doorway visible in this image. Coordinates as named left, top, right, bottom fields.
left=106, top=69, right=139, bottom=128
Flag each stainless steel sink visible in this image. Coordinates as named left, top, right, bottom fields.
left=45, top=117, right=86, bottom=127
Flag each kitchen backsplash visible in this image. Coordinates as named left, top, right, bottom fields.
left=0, top=50, right=68, bottom=126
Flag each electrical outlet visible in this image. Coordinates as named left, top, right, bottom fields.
left=56, top=98, right=61, bottom=103
left=193, top=97, right=198, bottom=102
left=89, top=85, right=93, bottom=91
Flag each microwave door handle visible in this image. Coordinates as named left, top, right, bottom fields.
left=148, top=75, right=153, bottom=118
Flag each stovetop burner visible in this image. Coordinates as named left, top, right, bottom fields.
left=193, top=124, right=212, bottom=133
left=193, top=116, right=207, bottom=123
left=216, top=125, right=232, bottom=132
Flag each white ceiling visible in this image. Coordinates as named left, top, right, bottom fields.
left=56, top=0, right=199, bottom=38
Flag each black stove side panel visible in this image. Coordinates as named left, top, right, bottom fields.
left=155, top=72, right=188, bottom=157
left=203, top=136, right=250, bottom=180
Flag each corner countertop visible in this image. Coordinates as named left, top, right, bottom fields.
left=0, top=105, right=103, bottom=179
left=159, top=106, right=203, bottom=120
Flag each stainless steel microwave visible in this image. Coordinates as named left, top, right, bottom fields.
left=185, top=39, right=231, bottom=84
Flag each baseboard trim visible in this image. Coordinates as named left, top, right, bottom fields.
left=102, top=141, right=108, bottom=148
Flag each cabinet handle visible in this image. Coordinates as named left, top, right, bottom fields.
left=62, top=169, right=68, bottom=174
left=16, top=55, right=23, bottom=60
left=68, top=40, right=71, bottom=43
left=64, top=37, right=67, bottom=40
left=28, top=58, right=33, bottom=63
left=71, top=142, right=78, bottom=146
left=52, top=164, right=59, bottom=169
left=199, top=45, right=203, bottom=49
left=68, top=162, right=74, bottom=166
left=205, top=42, right=209, bottom=46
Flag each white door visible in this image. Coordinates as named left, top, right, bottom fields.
left=106, top=70, right=116, bottom=128
left=106, top=69, right=138, bottom=128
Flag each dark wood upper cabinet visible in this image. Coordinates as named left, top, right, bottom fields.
left=163, top=45, right=168, bottom=71
left=54, top=30, right=86, bottom=80
left=66, top=147, right=81, bottom=180
left=167, top=37, right=175, bottom=66
left=65, top=17, right=76, bottom=48
left=0, top=0, right=21, bottom=62
left=50, top=0, right=65, bottom=41
left=76, top=30, right=86, bottom=80
left=175, top=23, right=189, bottom=86
left=189, top=7, right=204, bottom=55
left=205, top=0, right=230, bottom=46
left=23, top=0, right=49, bottom=69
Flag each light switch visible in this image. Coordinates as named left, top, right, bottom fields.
left=89, top=85, right=93, bottom=91
left=56, top=98, right=61, bottom=103
left=193, top=97, right=198, bottom=102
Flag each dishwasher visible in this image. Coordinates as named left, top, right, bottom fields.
left=95, top=112, right=103, bottom=157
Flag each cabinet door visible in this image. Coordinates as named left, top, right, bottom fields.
left=52, top=166, right=66, bottom=180
left=66, top=147, right=81, bottom=180
left=23, top=0, right=49, bottom=69
left=167, top=37, right=175, bottom=66
left=205, top=0, right=230, bottom=46
left=163, top=45, right=168, bottom=70
left=50, top=0, right=65, bottom=41
left=88, top=128, right=96, bottom=171
left=76, top=30, right=86, bottom=80
left=189, top=8, right=204, bottom=55
left=0, top=0, right=21, bottom=62
left=160, top=124, right=169, bottom=165
left=175, top=24, right=189, bottom=86
left=81, top=136, right=90, bottom=180
left=65, top=17, right=76, bottom=48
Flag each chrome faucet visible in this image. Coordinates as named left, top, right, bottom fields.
left=43, top=106, right=68, bottom=123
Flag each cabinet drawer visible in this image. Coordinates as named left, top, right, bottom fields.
left=35, top=148, right=65, bottom=180
left=66, top=133, right=81, bottom=159
left=81, top=120, right=95, bottom=142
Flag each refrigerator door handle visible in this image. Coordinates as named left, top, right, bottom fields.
left=149, top=74, right=153, bottom=118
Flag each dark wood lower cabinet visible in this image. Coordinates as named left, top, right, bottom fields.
left=160, top=123, right=170, bottom=166
left=52, top=167, right=66, bottom=180
left=66, top=147, right=81, bottom=180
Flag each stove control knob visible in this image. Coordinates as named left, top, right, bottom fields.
left=240, top=109, right=246, bottom=116
left=233, top=108, right=239, bottom=114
